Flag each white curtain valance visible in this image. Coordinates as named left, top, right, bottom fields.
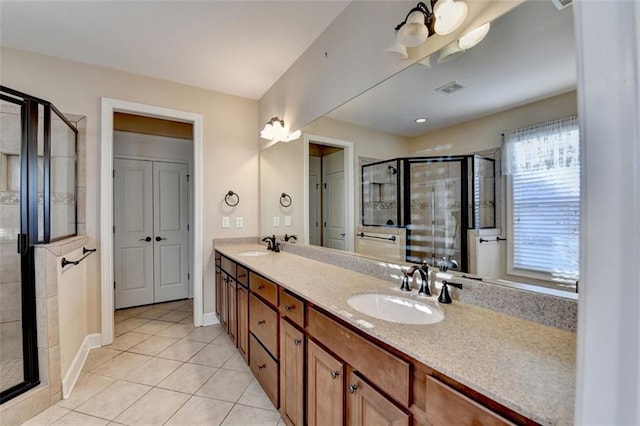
left=502, top=116, right=579, bottom=175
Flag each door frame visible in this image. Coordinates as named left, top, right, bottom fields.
left=303, top=134, right=354, bottom=252
left=100, top=98, right=203, bottom=345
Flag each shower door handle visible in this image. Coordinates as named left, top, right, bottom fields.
left=17, top=233, right=28, bottom=254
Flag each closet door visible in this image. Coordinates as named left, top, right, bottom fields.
left=114, top=159, right=154, bottom=309
left=153, top=162, right=189, bottom=303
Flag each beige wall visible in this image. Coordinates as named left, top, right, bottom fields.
left=1, top=46, right=260, bottom=328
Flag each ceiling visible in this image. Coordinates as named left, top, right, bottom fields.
left=327, top=0, right=577, bottom=137
left=0, top=1, right=350, bottom=100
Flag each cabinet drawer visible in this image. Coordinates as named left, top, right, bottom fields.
left=215, top=251, right=221, bottom=266
left=425, top=376, right=514, bottom=426
left=250, top=334, right=279, bottom=408
left=279, top=288, right=305, bottom=328
left=221, top=255, right=237, bottom=278
left=250, top=294, right=279, bottom=357
left=250, top=272, right=278, bottom=307
left=237, top=265, right=249, bottom=287
left=307, top=307, right=410, bottom=407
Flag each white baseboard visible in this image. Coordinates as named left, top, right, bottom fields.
left=202, top=312, right=220, bottom=326
left=62, top=333, right=101, bottom=399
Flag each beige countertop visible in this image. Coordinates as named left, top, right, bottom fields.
left=216, top=244, right=576, bottom=426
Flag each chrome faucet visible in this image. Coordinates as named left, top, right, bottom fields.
left=262, top=235, right=280, bottom=252
left=400, top=261, right=431, bottom=296
left=284, top=234, right=297, bottom=243
left=438, top=280, right=463, bottom=304
left=437, top=256, right=459, bottom=272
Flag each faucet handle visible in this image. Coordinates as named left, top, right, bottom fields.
left=400, top=274, right=412, bottom=292
left=438, top=280, right=463, bottom=304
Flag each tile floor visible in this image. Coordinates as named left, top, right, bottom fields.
left=21, top=300, right=284, bottom=425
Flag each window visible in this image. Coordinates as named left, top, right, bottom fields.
left=503, top=117, right=579, bottom=286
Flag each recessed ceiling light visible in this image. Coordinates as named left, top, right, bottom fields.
left=415, top=118, right=428, bottom=123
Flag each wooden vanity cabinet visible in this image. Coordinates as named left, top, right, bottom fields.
left=237, top=286, right=249, bottom=362
left=347, top=370, right=411, bottom=426
left=215, top=263, right=222, bottom=321
left=227, top=276, right=237, bottom=346
left=280, top=319, right=305, bottom=426
left=307, top=339, right=345, bottom=426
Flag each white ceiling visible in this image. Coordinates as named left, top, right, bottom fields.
left=0, top=1, right=350, bottom=100
left=327, top=0, right=577, bottom=137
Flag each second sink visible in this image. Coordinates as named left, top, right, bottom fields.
left=237, top=250, right=270, bottom=257
left=347, top=293, right=443, bottom=325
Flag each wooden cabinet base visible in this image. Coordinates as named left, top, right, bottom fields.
left=347, top=370, right=411, bottom=426
left=250, top=334, right=279, bottom=409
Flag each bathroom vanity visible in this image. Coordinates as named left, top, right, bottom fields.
left=214, top=244, right=575, bottom=426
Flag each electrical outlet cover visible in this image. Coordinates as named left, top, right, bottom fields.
left=236, top=217, right=244, bottom=228
left=222, top=216, right=230, bottom=228
left=273, top=216, right=280, bottom=227
left=284, top=216, right=291, bottom=226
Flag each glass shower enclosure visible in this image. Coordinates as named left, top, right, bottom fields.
left=0, top=86, right=78, bottom=403
left=362, top=155, right=495, bottom=270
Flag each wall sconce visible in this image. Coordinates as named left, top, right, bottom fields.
left=388, top=1, right=489, bottom=58
left=260, top=116, right=301, bottom=143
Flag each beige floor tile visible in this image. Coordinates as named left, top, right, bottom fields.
left=114, top=313, right=130, bottom=324
left=135, top=307, right=171, bottom=320
left=127, top=335, right=178, bottom=356
left=157, top=299, right=190, bottom=310
left=106, top=332, right=150, bottom=351
left=188, top=344, right=236, bottom=367
left=210, top=333, right=236, bottom=348
left=221, top=352, right=250, bottom=372
left=114, top=388, right=189, bottom=426
left=179, top=314, right=194, bottom=324
left=157, top=339, right=206, bottom=361
left=157, top=322, right=196, bottom=339
left=158, top=310, right=192, bottom=323
left=114, top=318, right=150, bottom=337
left=125, top=357, right=183, bottom=386
left=196, top=368, right=254, bottom=402
left=177, top=302, right=193, bottom=312
left=82, top=348, right=122, bottom=372
left=91, top=352, right=151, bottom=379
left=21, top=404, right=70, bottom=425
left=157, top=362, right=216, bottom=394
left=52, top=411, right=109, bottom=426
left=165, top=395, right=233, bottom=426
left=116, top=305, right=153, bottom=317
left=238, top=379, right=277, bottom=411
left=75, top=380, right=150, bottom=420
left=132, top=320, right=173, bottom=335
left=183, top=325, right=223, bottom=343
left=221, top=404, right=281, bottom=426
left=58, top=373, right=115, bottom=409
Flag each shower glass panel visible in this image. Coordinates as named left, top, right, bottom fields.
left=361, top=159, right=402, bottom=227
left=474, top=156, right=495, bottom=228
left=0, top=98, right=25, bottom=393
left=406, top=159, right=463, bottom=267
left=50, top=110, right=77, bottom=240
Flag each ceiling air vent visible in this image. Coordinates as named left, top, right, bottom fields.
left=436, top=81, right=464, bottom=94
left=551, top=0, right=573, bottom=11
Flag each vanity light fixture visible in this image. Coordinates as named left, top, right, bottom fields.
left=433, top=0, right=468, bottom=36
left=458, top=22, right=491, bottom=49
left=260, top=116, right=301, bottom=143
left=415, top=118, right=428, bottom=123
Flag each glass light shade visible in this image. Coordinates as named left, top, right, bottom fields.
left=397, top=11, right=429, bottom=47
left=385, top=36, right=409, bottom=59
left=260, top=122, right=274, bottom=140
left=437, top=40, right=465, bottom=64
left=458, top=22, right=490, bottom=49
left=285, top=130, right=302, bottom=142
left=433, top=0, right=468, bottom=35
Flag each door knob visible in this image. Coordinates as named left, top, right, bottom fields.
left=155, top=236, right=167, bottom=242
left=139, top=237, right=152, bottom=242
left=340, top=233, right=346, bottom=237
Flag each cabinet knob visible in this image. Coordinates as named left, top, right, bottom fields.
left=348, top=384, right=358, bottom=393
left=257, top=320, right=266, bottom=326
left=294, top=339, right=302, bottom=346
left=331, top=370, right=340, bottom=379
left=257, top=364, right=266, bottom=371
left=257, top=285, right=265, bottom=290
left=284, top=304, right=294, bottom=312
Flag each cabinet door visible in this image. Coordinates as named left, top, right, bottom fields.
left=221, top=274, right=228, bottom=331
left=215, top=267, right=222, bottom=320
left=347, top=371, right=410, bottom=426
left=237, top=286, right=249, bottom=362
left=228, top=278, right=237, bottom=346
left=307, top=339, right=344, bottom=426
left=280, top=320, right=305, bottom=426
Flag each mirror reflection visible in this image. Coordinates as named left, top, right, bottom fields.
left=259, top=0, right=577, bottom=292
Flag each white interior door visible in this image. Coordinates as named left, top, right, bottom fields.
left=309, top=156, right=321, bottom=246
left=322, top=150, right=345, bottom=250
left=153, top=162, right=189, bottom=303
left=114, top=159, right=154, bottom=309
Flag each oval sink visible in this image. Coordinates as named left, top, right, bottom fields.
left=237, top=250, right=270, bottom=257
left=347, top=293, right=443, bottom=325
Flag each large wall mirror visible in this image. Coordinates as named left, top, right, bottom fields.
left=260, top=0, right=578, bottom=293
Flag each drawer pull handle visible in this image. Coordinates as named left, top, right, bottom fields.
left=331, top=370, right=340, bottom=379
left=257, top=285, right=265, bottom=290
left=284, top=304, right=294, bottom=312
left=348, top=384, right=358, bottom=393
left=257, top=364, right=266, bottom=371
left=257, top=320, right=266, bottom=325
left=294, top=339, right=302, bottom=346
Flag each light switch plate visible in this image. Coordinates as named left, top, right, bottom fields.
left=284, top=216, right=291, bottom=226
left=236, top=217, right=244, bottom=228
left=273, top=216, right=280, bottom=227
left=222, top=216, right=230, bottom=228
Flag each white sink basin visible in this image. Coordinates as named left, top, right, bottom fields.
left=347, top=293, right=443, bottom=325
left=237, top=250, right=270, bottom=257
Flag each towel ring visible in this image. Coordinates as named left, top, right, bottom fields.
left=280, top=193, right=292, bottom=207
left=224, top=190, right=239, bottom=207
